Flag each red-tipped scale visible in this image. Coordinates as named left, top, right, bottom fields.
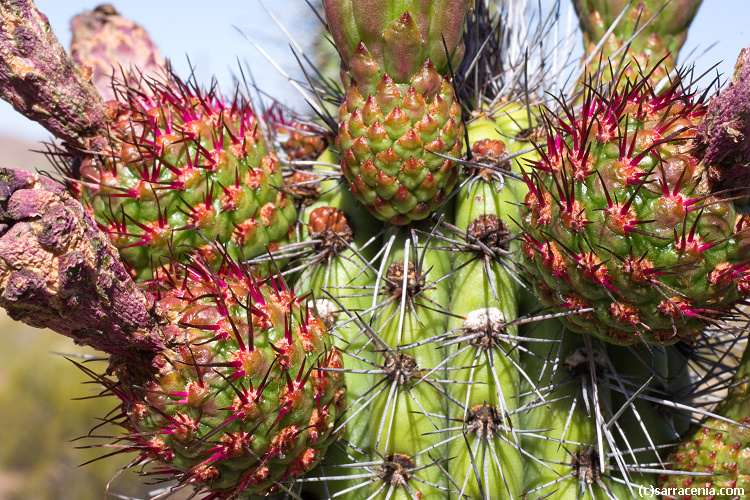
left=94, top=254, right=346, bottom=498
left=72, top=73, right=298, bottom=280
left=323, top=0, right=471, bottom=224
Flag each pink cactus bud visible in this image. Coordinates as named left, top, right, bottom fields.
left=69, top=5, right=165, bottom=101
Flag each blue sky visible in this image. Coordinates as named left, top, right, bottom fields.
left=0, top=0, right=747, bottom=142
left=0, top=0, right=322, bottom=140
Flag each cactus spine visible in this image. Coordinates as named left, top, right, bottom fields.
left=4, top=1, right=750, bottom=500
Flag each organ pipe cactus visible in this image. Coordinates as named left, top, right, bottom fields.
left=2, top=1, right=750, bottom=500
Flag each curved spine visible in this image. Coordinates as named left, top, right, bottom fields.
left=520, top=318, right=641, bottom=499
left=443, top=118, right=525, bottom=499
left=293, top=153, right=383, bottom=500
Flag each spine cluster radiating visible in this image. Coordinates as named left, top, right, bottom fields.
left=106, top=257, right=346, bottom=498
left=76, top=75, right=297, bottom=279
left=521, top=75, right=750, bottom=344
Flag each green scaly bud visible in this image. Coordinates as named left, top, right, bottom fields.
left=573, top=0, right=703, bottom=82
left=324, top=0, right=471, bottom=224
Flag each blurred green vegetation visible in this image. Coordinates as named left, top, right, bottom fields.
left=0, top=311, right=155, bottom=500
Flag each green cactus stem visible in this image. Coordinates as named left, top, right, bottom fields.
left=323, top=0, right=471, bottom=223
left=659, top=341, right=750, bottom=498
left=573, top=0, right=703, bottom=83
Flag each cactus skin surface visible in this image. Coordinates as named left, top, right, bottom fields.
left=0, top=0, right=109, bottom=150
left=325, top=1, right=471, bottom=224
left=520, top=77, right=750, bottom=345
left=0, top=167, right=161, bottom=356
left=5, top=1, right=750, bottom=499
left=574, top=0, right=703, bottom=83
left=69, top=4, right=165, bottom=101
left=337, top=59, right=463, bottom=224
left=659, top=346, right=750, bottom=499
left=699, top=46, right=750, bottom=197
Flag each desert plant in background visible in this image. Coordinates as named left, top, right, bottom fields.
left=1, top=1, right=750, bottom=499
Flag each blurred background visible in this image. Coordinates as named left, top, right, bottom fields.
left=0, top=1, right=747, bottom=498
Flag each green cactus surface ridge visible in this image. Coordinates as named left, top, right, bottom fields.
left=573, top=0, right=703, bottom=58
left=323, top=0, right=471, bottom=87
left=573, top=0, right=703, bottom=83
left=659, top=342, right=750, bottom=498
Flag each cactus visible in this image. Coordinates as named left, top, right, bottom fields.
left=97, top=255, right=346, bottom=498
left=519, top=72, right=750, bottom=344
left=573, top=0, right=702, bottom=84
left=2, top=1, right=750, bottom=499
left=325, top=0, right=470, bottom=224
left=658, top=340, right=750, bottom=499
left=71, top=72, right=297, bottom=280
left=69, top=4, right=165, bottom=101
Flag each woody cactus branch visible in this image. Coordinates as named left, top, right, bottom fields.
left=0, top=167, right=163, bottom=357
left=700, top=46, right=750, bottom=192
left=69, top=4, right=165, bottom=101
left=0, top=0, right=109, bottom=150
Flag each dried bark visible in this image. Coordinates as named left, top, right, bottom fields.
left=0, top=0, right=109, bottom=150
left=700, top=46, right=750, bottom=193
left=0, top=167, right=163, bottom=357
left=70, top=4, right=164, bottom=101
